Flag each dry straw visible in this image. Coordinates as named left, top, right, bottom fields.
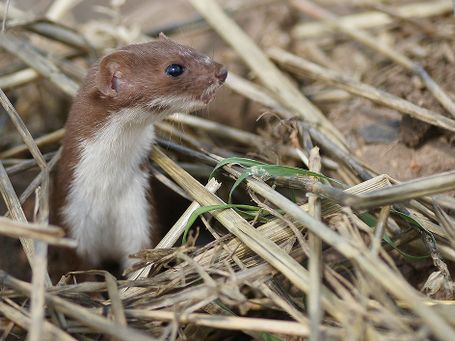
left=1, top=0, right=455, bottom=340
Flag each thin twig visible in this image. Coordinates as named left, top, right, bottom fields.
left=151, top=146, right=345, bottom=322
left=0, top=270, right=156, bottom=341
left=1, top=0, right=11, bottom=32
left=291, top=0, right=453, bottom=39
left=268, top=48, right=455, bottom=133
left=308, top=147, right=323, bottom=341
left=0, top=32, right=78, bottom=97
left=189, top=0, right=347, bottom=148
left=290, top=0, right=455, bottom=118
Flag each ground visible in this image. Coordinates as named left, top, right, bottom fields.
left=1, top=0, right=454, bottom=295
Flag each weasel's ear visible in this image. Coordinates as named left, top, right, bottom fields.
left=158, top=32, right=169, bottom=40
left=96, top=50, right=133, bottom=97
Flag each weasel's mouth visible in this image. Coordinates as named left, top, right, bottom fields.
left=201, top=93, right=215, bottom=104
left=200, top=83, right=222, bottom=104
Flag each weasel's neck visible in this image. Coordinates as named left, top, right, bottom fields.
left=61, top=107, right=156, bottom=267
left=78, top=108, right=155, bottom=187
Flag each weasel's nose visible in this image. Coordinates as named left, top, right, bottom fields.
left=215, top=67, right=228, bottom=83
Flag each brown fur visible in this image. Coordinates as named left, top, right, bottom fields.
left=53, top=36, right=226, bottom=272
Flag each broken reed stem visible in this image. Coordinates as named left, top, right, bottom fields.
left=0, top=168, right=58, bottom=341
left=0, top=163, right=36, bottom=272
left=0, top=128, right=64, bottom=159
left=0, top=167, right=53, bottom=340
left=0, top=302, right=75, bottom=341
left=0, top=89, right=47, bottom=168
left=0, top=50, right=86, bottom=90
left=166, top=113, right=302, bottom=161
left=1, top=0, right=10, bottom=32
left=300, top=122, right=371, bottom=181
left=6, top=152, right=56, bottom=176
left=0, top=270, right=154, bottom=341
left=0, top=1, right=32, bottom=22
left=370, top=3, right=438, bottom=36
left=241, top=177, right=455, bottom=341
left=224, top=73, right=340, bottom=169
left=273, top=176, right=352, bottom=201
left=308, top=147, right=322, bottom=341
left=434, top=204, right=455, bottom=248
left=351, top=170, right=455, bottom=209
left=0, top=67, right=39, bottom=89
left=22, top=21, right=91, bottom=51
left=0, top=87, right=56, bottom=339
left=189, top=0, right=347, bottom=149
left=225, top=72, right=290, bottom=116
left=122, top=178, right=221, bottom=298
left=125, top=310, right=312, bottom=337
left=290, top=0, right=455, bottom=118
left=371, top=206, right=390, bottom=256
left=94, top=271, right=127, bottom=327
left=46, top=0, right=86, bottom=21
left=157, top=178, right=221, bottom=249
left=194, top=210, right=302, bottom=339
left=146, top=0, right=281, bottom=38
left=151, top=146, right=346, bottom=322
left=18, top=149, right=61, bottom=210
left=0, top=32, right=78, bottom=97
left=0, top=90, right=48, bottom=340
left=258, top=280, right=309, bottom=324
left=291, top=0, right=453, bottom=39
left=0, top=2, right=452, bottom=339
left=0, top=217, right=75, bottom=248
left=28, top=238, right=47, bottom=341
left=268, top=48, right=455, bottom=133
left=28, top=164, right=52, bottom=340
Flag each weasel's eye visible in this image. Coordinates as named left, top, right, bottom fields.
left=165, top=64, right=185, bottom=77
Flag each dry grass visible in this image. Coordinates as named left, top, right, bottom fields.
left=1, top=0, right=455, bottom=340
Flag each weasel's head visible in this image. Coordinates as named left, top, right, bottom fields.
left=95, top=34, right=227, bottom=115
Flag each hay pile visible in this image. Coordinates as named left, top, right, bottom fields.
left=1, top=0, right=455, bottom=340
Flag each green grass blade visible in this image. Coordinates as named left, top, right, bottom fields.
left=359, top=212, right=429, bottom=260
left=182, top=204, right=261, bottom=244
left=211, top=157, right=344, bottom=202
left=209, top=157, right=267, bottom=179
left=253, top=165, right=343, bottom=186
left=228, top=170, right=253, bottom=202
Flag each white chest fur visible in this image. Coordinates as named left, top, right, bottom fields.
left=63, top=108, right=156, bottom=268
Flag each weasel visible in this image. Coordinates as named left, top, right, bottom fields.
left=55, top=34, right=227, bottom=273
